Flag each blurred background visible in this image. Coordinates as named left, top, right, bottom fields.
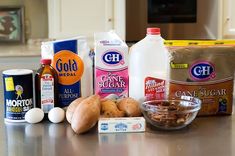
left=1, top=0, right=235, bottom=43
left=0, top=0, right=234, bottom=70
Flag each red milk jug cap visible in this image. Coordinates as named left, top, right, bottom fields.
left=147, top=28, right=161, bottom=35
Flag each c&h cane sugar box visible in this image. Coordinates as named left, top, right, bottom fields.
left=94, top=31, right=129, bottom=99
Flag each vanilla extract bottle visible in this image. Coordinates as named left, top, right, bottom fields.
left=35, top=59, right=58, bottom=119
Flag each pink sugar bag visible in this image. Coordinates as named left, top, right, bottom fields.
left=94, top=31, right=129, bottom=99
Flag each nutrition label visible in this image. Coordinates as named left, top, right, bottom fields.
left=41, top=74, right=54, bottom=113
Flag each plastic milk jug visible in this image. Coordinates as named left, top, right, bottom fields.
left=129, top=28, right=169, bottom=101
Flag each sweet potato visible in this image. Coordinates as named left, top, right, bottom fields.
left=117, top=97, right=142, bottom=117
left=71, top=95, right=101, bottom=134
left=101, top=99, right=125, bottom=117
left=66, top=97, right=85, bottom=124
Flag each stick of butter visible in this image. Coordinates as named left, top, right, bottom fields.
left=98, top=117, right=146, bottom=133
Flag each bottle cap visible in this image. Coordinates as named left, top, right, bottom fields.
left=147, top=28, right=161, bottom=35
left=40, top=59, right=51, bottom=65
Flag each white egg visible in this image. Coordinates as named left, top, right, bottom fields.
left=48, top=107, right=65, bottom=123
left=25, top=108, right=44, bottom=124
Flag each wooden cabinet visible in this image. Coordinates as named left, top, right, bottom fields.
left=47, top=0, right=126, bottom=43
left=47, top=0, right=114, bottom=43
left=222, top=0, right=235, bottom=38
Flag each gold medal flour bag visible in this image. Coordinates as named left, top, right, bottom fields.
left=166, top=40, right=235, bottom=116
left=41, top=37, right=93, bottom=107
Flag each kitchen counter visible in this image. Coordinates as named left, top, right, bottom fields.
left=0, top=44, right=41, bottom=57
left=0, top=45, right=41, bottom=71
left=0, top=83, right=235, bottom=156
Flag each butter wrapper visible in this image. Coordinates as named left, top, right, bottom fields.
left=98, top=117, right=146, bottom=133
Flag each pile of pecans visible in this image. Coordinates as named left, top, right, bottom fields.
left=145, top=101, right=195, bottom=129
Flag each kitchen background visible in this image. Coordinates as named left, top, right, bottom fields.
left=0, top=0, right=235, bottom=70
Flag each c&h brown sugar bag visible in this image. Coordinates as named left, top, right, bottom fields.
left=166, top=40, right=235, bottom=116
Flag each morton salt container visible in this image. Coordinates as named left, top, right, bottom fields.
left=2, top=69, right=34, bottom=122
left=129, top=28, right=169, bottom=101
